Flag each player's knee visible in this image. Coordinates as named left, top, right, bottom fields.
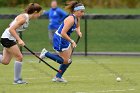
left=1, top=59, right=10, bottom=65
left=63, top=59, right=72, bottom=64
left=68, top=59, right=72, bottom=63
left=2, top=61, right=10, bottom=65
left=16, top=55, right=23, bottom=61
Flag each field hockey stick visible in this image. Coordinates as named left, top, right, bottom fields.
left=24, top=45, right=61, bottom=73
left=70, top=36, right=80, bottom=58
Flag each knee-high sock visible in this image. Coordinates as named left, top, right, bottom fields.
left=14, top=61, right=22, bottom=81
left=45, top=52, right=63, bottom=64
left=56, top=63, right=71, bottom=78
left=0, top=55, right=3, bottom=63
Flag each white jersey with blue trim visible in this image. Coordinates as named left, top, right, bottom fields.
left=1, top=13, right=29, bottom=41
left=55, top=14, right=77, bottom=37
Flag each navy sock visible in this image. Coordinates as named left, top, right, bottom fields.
left=45, top=52, right=63, bottom=64
left=56, top=63, right=71, bottom=78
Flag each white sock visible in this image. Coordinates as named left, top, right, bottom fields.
left=14, top=61, right=22, bottom=81
left=0, top=55, right=3, bottom=63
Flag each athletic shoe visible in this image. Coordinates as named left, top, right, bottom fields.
left=39, top=48, right=48, bottom=63
left=13, top=79, right=28, bottom=84
left=52, top=77, right=67, bottom=83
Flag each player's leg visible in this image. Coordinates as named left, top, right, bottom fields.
left=40, top=47, right=72, bottom=64
left=40, top=33, right=65, bottom=64
left=39, top=46, right=72, bottom=65
left=0, top=55, right=2, bottom=63
left=7, top=45, right=27, bottom=84
left=39, top=49, right=64, bottom=64
left=0, top=38, right=14, bottom=64
left=40, top=33, right=73, bottom=64
left=48, top=30, right=56, bottom=44
left=59, top=46, right=72, bottom=64
left=51, top=29, right=56, bottom=44
left=52, top=47, right=72, bottom=82
left=0, top=48, right=13, bottom=65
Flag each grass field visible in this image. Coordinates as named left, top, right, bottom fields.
left=0, top=55, right=140, bottom=93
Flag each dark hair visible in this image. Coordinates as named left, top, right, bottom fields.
left=25, top=3, right=42, bottom=14
left=65, top=1, right=83, bottom=13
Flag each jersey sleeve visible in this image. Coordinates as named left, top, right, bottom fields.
left=58, top=8, right=68, bottom=22
left=43, top=10, right=49, bottom=17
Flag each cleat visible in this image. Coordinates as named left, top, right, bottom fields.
left=39, top=48, right=48, bottom=63
left=52, top=77, right=67, bottom=83
left=13, top=79, right=28, bottom=84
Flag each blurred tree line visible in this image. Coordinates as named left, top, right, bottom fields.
left=0, top=0, right=140, bottom=8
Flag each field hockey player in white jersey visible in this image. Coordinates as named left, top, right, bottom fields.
left=0, top=3, right=42, bottom=84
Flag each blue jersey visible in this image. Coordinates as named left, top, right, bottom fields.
left=53, top=14, right=77, bottom=52
left=57, top=14, right=77, bottom=36
left=43, top=7, right=67, bottom=30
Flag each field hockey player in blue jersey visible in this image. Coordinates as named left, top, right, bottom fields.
left=40, top=1, right=85, bottom=82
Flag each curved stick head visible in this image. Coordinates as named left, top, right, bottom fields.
left=58, top=70, right=62, bottom=73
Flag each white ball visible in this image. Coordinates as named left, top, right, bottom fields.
left=116, top=77, right=121, bottom=82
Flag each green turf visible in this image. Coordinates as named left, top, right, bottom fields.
left=0, top=55, right=140, bottom=93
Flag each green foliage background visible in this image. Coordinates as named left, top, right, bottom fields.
left=0, top=0, right=140, bottom=8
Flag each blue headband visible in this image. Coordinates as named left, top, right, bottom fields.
left=74, top=6, right=85, bottom=11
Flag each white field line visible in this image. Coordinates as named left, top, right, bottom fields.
left=22, top=69, right=36, bottom=72
left=74, top=89, right=135, bottom=93
left=96, top=88, right=135, bottom=93
left=23, top=73, right=135, bottom=79
left=75, top=92, right=87, bottom=93
left=25, top=77, right=50, bottom=80
left=24, top=60, right=37, bottom=62
left=24, top=75, right=89, bottom=80
left=24, top=59, right=140, bottom=65
left=0, top=77, right=51, bottom=80
left=23, top=74, right=114, bottom=80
